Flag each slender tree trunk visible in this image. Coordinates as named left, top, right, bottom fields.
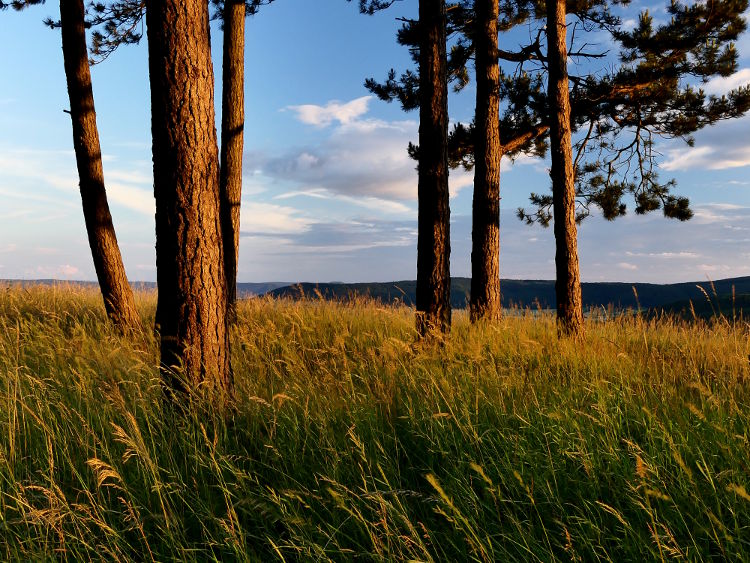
left=470, top=0, right=501, bottom=322
left=219, top=0, right=246, bottom=324
left=547, top=0, right=584, bottom=338
left=59, top=0, right=141, bottom=333
left=146, top=0, right=231, bottom=397
left=416, top=0, right=451, bottom=336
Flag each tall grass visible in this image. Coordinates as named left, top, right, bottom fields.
left=0, top=284, right=748, bottom=561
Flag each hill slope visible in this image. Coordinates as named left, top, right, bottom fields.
left=268, top=276, right=750, bottom=311
left=6, top=277, right=749, bottom=313
left=1, top=279, right=290, bottom=297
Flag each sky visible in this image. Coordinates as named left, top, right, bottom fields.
left=0, top=0, right=749, bottom=284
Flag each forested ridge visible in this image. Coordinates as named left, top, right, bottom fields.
left=268, top=274, right=750, bottom=312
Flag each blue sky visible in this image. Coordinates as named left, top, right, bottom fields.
left=0, top=0, right=749, bottom=284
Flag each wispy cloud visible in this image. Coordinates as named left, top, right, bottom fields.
left=274, top=188, right=413, bottom=214
left=285, top=96, right=372, bottom=128
left=662, top=116, right=750, bottom=171
left=704, top=67, right=750, bottom=95
left=239, top=201, right=316, bottom=236
left=27, top=264, right=81, bottom=279
left=106, top=182, right=154, bottom=216
left=625, top=251, right=700, bottom=259
left=241, top=218, right=417, bottom=257
left=258, top=97, right=475, bottom=202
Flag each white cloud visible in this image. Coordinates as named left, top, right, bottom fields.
left=239, top=202, right=316, bottom=236
left=662, top=146, right=714, bottom=171
left=274, top=188, right=330, bottom=201
left=662, top=116, right=750, bottom=171
left=106, top=182, right=154, bottom=216
left=242, top=219, right=418, bottom=259
left=0, top=149, right=77, bottom=193
left=617, top=262, right=639, bottom=270
left=28, top=264, right=81, bottom=279
left=0, top=148, right=155, bottom=217
left=704, top=68, right=750, bottom=95
left=691, top=203, right=750, bottom=224
left=625, top=250, right=700, bottom=258
left=275, top=187, right=413, bottom=215
left=261, top=98, right=476, bottom=203
left=285, top=96, right=372, bottom=127
left=105, top=169, right=153, bottom=186
left=57, top=264, right=80, bottom=277
left=697, top=263, right=734, bottom=274
left=706, top=203, right=747, bottom=210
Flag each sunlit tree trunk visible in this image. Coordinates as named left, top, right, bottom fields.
left=60, top=0, right=141, bottom=333
left=219, top=0, right=246, bottom=323
left=416, top=0, right=451, bottom=336
left=146, top=0, right=232, bottom=397
left=470, top=0, right=501, bottom=322
left=547, top=0, right=584, bottom=338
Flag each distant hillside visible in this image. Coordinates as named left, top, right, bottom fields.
left=648, top=293, right=750, bottom=320
left=1, top=279, right=290, bottom=298
left=237, top=282, right=292, bottom=296
left=268, top=276, right=750, bottom=312
left=5, top=277, right=750, bottom=315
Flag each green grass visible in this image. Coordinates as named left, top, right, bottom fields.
left=0, top=284, right=749, bottom=561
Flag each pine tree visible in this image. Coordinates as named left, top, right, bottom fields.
left=379, top=0, right=749, bottom=337
left=146, top=0, right=232, bottom=398
left=365, top=1, right=548, bottom=324
left=3, top=0, right=142, bottom=333
left=415, top=0, right=451, bottom=336
left=546, top=0, right=583, bottom=336
left=470, top=0, right=501, bottom=322
left=516, top=0, right=750, bottom=338
left=212, top=0, right=273, bottom=323
left=218, top=0, right=246, bottom=325
left=59, top=0, right=142, bottom=333
left=358, top=0, right=452, bottom=336
left=0, top=0, right=43, bottom=9
left=88, top=0, right=272, bottom=324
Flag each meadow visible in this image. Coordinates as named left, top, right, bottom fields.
left=0, top=285, right=748, bottom=561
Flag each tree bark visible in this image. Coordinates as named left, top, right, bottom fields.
left=470, top=0, right=501, bottom=322
left=219, top=0, right=246, bottom=324
left=416, top=0, right=451, bottom=336
left=146, top=0, right=232, bottom=397
left=547, top=0, right=584, bottom=338
left=59, top=0, right=141, bottom=333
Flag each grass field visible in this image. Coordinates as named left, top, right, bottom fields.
left=0, top=285, right=749, bottom=561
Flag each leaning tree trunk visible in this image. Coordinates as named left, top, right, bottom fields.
left=547, top=0, right=584, bottom=338
left=60, top=0, right=141, bottom=333
left=219, top=0, right=246, bottom=324
left=470, top=0, right=501, bottom=322
left=416, top=0, right=451, bottom=336
left=146, top=0, right=231, bottom=397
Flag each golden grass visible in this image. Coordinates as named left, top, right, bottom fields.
left=0, top=284, right=748, bottom=561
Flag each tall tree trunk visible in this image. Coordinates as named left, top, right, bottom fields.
left=219, top=0, right=246, bottom=324
left=59, top=0, right=141, bottom=333
left=146, top=0, right=231, bottom=397
left=547, top=0, right=584, bottom=338
left=416, top=0, right=451, bottom=336
left=470, top=0, right=501, bottom=322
